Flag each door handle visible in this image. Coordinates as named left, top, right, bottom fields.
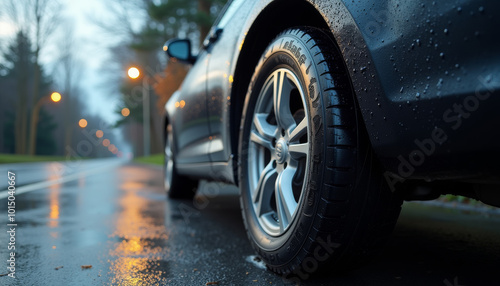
left=203, top=28, right=223, bottom=49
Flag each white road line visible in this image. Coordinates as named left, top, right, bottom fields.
left=0, top=161, right=124, bottom=199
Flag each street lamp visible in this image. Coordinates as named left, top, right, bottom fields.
left=96, top=130, right=104, bottom=138
left=28, top=92, right=62, bottom=155
left=78, top=118, right=88, bottom=128
left=121, top=107, right=130, bottom=117
left=51, top=92, right=62, bottom=102
left=127, top=66, right=150, bottom=157
left=127, top=67, right=140, bottom=79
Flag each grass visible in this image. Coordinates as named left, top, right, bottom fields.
left=134, top=153, right=163, bottom=165
left=0, top=153, right=68, bottom=164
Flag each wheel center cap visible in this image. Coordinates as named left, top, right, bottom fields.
left=275, top=139, right=288, bottom=164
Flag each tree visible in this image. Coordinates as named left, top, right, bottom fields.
left=4, top=0, right=61, bottom=154
left=53, top=23, right=84, bottom=156
left=1, top=30, right=58, bottom=155
left=3, top=31, right=33, bottom=154
left=34, top=107, right=58, bottom=155
left=149, top=0, right=226, bottom=45
left=2, top=109, right=15, bottom=153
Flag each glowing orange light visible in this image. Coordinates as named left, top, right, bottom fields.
left=78, top=119, right=87, bottom=128
left=50, top=92, right=61, bottom=102
left=121, top=108, right=130, bottom=117
left=103, top=139, right=110, bottom=147
left=175, top=102, right=180, bottom=108
left=108, top=144, right=116, bottom=152
left=128, top=67, right=140, bottom=79
left=239, top=38, right=245, bottom=51
left=96, top=130, right=104, bottom=138
left=180, top=100, right=186, bottom=108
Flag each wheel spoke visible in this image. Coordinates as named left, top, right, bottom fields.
left=253, top=113, right=277, bottom=139
left=288, top=117, right=307, bottom=142
left=251, top=104, right=278, bottom=151
left=289, top=142, right=308, bottom=159
left=275, top=168, right=298, bottom=231
left=273, top=70, right=295, bottom=130
left=250, top=130, right=273, bottom=150
left=253, top=162, right=277, bottom=217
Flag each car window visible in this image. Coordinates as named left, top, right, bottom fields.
left=214, top=0, right=245, bottom=28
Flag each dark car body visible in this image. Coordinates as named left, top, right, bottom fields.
left=165, top=0, right=500, bottom=200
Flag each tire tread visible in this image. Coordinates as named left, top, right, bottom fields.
left=239, top=27, right=402, bottom=278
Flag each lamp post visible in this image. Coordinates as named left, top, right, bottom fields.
left=28, top=92, right=61, bottom=155
left=127, top=67, right=150, bottom=157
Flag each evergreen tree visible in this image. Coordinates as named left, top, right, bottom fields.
left=35, top=107, right=58, bottom=155
left=0, top=30, right=58, bottom=155
left=4, top=31, right=32, bottom=154
left=148, top=0, right=226, bottom=46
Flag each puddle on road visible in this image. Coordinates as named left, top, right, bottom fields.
left=106, top=166, right=171, bottom=284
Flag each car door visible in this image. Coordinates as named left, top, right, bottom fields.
left=172, top=49, right=211, bottom=165
left=205, top=0, right=250, bottom=163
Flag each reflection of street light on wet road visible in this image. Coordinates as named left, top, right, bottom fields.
left=29, top=92, right=62, bottom=155
left=127, top=66, right=150, bottom=156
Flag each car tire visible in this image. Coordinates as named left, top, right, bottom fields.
left=164, top=123, right=198, bottom=199
left=238, top=27, right=402, bottom=277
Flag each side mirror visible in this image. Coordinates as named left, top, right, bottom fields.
left=163, top=39, right=196, bottom=64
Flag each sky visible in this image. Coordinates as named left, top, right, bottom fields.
left=56, top=0, right=122, bottom=123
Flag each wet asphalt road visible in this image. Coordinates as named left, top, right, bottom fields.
left=0, top=159, right=499, bottom=285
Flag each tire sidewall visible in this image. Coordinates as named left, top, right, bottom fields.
left=239, top=31, right=327, bottom=265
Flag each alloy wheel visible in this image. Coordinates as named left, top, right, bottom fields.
left=247, top=68, right=310, bottom=236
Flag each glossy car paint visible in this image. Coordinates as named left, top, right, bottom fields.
left=166, top=0, right=500, bottom=184
left=336, top=1, right=500, bottom=180
left=206, top=0, right=252, bottom=164
left=168, top=52, right=211, bottom=165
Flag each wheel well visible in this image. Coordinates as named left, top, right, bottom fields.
left=163, top=115, right=169, bottom=145
left=230, top=0, right=332, bottom=184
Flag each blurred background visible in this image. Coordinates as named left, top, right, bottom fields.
left=0, top=0, right=227, bottom=163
